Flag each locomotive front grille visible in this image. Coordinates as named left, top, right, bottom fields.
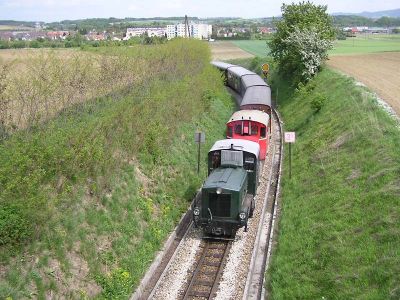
left=209, top=193, right=231, bottom=217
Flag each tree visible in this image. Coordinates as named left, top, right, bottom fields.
left=268, top=1, right=335, bottom=83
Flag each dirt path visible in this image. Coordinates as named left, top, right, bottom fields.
left=326, top=52, right=400, bottom=116
left=210, top=41, right=254, bottom=61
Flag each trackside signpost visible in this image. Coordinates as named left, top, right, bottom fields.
left=284, top=132, right=296, bottom=179
left=195, top=131, right=205, bottom=174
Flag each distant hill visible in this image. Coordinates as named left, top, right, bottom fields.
left=333, top=8, right=400, bottom=18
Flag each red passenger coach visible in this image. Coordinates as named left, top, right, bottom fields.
left=226, top=110, right=270, bottom=160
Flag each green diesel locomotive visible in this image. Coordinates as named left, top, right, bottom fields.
left=193, top=139, right=260, bottom=236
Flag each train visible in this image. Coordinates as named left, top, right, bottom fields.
left=193, top=61, right=272, bottom=236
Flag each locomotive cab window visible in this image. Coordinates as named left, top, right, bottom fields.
left=211, top=152, right=221, bottom=170
left=244, top=156, right=255, bottom=171
left=260, top=127, right=266, bottom=138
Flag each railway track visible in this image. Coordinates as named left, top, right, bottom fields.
left=182, top=240, right=231, bottom=299
left=133, top=110, right=283, bottom=300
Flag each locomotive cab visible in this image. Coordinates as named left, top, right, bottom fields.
left=193, top=139, right=260, bottom=236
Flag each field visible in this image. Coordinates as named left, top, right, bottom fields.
left=0, top=48, right=79, bottom=63
left=330, top=34, right=400, bottom=55
left=327, top=52, right=400, bottom=115
left=231, top=40, right=270, bottom=57
left=210, top=41, right=254, bottom=60
left=227, top=34, right=400, bottom=58
left=0, top=25, right=33, bottom=31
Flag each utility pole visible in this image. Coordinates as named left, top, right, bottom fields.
left=184, top=15, right=190, bottom=38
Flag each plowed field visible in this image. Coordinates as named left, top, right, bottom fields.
left=210, top=41, right=254, bottom=60
left=327, top=52, right=400, bottom=116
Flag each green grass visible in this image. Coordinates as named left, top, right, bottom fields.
left=231, top=34, right=400, bottom=58
left=231, top=40, right=271, bottom=57
left=266, top=68, right=400, bottom=299
left=0, top=40, right=235, bottom=299
left=329, top=34, right=400, bottom=55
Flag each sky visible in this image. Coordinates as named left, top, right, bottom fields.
left=0, top=0, right=399, bottom=22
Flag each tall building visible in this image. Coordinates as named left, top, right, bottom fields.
left=166, top=23, right=212, bottom=40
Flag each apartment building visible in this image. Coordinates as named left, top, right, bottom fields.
left=166, top=23, right=212, bottom=40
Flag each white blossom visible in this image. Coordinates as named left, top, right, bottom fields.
left=283, top=26, right=333, bottom=81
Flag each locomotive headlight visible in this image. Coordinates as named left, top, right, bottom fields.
left=239, top=212, right=246, bottom=220
left=216, top=187, right=222, bottom=194
left=193, top=207, right=200, bottom=216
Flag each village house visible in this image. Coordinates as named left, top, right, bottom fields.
left=47, top=31, right=70, bottom=40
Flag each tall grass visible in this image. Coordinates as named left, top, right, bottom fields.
left=0, top=40, right=235, bottom=298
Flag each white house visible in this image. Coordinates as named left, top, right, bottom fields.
left=125, top=27, right=166, bottom=40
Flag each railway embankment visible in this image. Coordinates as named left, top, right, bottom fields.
left=0, top=40, right=235, bottom=299
left=266, top=67, right=400, bottom=298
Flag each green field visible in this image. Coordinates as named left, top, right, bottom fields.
left=232, top=34, right=400, bottom=57
left=231, top=40, right=270, bottom=57
left=330, top=34, right=400, bottom=55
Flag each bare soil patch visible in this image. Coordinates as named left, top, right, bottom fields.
left=210, top=41, right=254, bottom=61
left=327, top=52, right=400, bottom=116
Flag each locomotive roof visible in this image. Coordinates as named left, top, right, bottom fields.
left=203, top=167, right=247, bottom=192
left=228, top=66, right=256, bottom=77
left=209, top=139, right=260, bottom=158
left=242, top=74, right=269, bottom=89
left=241, top=85, right=272, bottom=107
left=211, top=61, right=235, bottom=70
left=227, top=110, right=270, bottom=127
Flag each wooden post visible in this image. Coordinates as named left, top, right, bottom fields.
left=289, top=143, right=292, bottom=179
left=197, top=140, right=201, bottom=174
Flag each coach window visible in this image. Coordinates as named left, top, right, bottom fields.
left=235, top=124, right=242, bottom=134
left=227, top=126, right=233, bottom=138
left=260, top=126, right=266, bottom=138
left=251, top=125, right=258, bottom=136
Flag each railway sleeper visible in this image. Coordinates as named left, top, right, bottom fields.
left=194, top=279, right=214, bottom=287
left=189, top=290, right=211, bottom=298
left=203, top=261, right=221, bottom=267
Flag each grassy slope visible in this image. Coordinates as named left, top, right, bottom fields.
left=0, top=41, right=235, bottom=299
left=268, top=68, right=400, bottom=299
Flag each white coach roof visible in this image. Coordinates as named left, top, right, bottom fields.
left=227, top=110, right=270, bottom=127
left=209, top=139, right=260, bottom=158
left=211, top=61, right=235, bottom=70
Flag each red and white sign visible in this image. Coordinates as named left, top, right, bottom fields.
left=284, top=132, right=296, bottom=143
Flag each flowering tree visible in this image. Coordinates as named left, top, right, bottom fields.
left=269, top=1, right=335, bottom=83
left=283, top=27, right=333, bottom=81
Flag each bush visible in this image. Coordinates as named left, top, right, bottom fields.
left=310, top=92, right=327, bottom=112
left=0, top=204, right=30, bottom=245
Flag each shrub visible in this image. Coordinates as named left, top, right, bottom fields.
left=311, top=92, right=327, bottom=112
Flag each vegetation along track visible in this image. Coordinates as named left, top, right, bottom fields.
left=135, top=108, right=283, bottom=300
